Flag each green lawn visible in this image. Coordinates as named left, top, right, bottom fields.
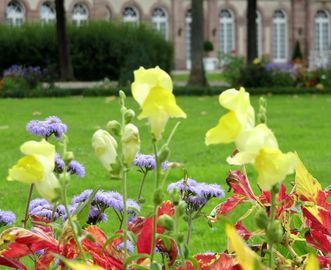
left=0, top=95, right=331, bottom=255
left=172, top=72, right=225, bottom=82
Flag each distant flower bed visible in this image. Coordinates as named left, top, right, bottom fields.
left=0, top=67, right=330, bottom=269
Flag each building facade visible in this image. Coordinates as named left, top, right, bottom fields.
left=1, top=0, right=331, bottom=70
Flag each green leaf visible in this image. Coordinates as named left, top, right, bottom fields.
left=74, top=189, right=98, bottom=225
left=102, top=232, right=124, bottom=251
left=150, top=263, right=162, bottom=270
left=124, top=253, right=150, bottom=268
left=187, top=257, right=199, bottom=270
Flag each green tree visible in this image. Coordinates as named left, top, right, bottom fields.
left=55, top=0, right=74, bottom=80
left=246, top=0, right=258, bottom=64
left=188, top=0, right=207, bottom=86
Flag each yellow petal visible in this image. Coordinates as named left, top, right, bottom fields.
left=219, top=87, right=255, bottom=127
left=205, top=111, right=241, bottom=145
left=20, top=139, right=55, bottom=166
left=254, top=147, right=296, bottom=191
left=225, top=223, right=260, bottom=270
left=122, top=124, right=140, bottom=166
left=65, top=261, right=105, bottom=270
left=7, top=155, right=44, bottom=184
left=227, top=124, right=278, bottom=165
left=295, top=154, right=322, bottom=201
left=34, top=172, right=60, bottom=202
left=138, top=87, right=186, bottom=139
left=305, top=254, right=320, bottom=270
left=131, top=66, right=173, bottom=106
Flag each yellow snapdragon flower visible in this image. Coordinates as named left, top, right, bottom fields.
left=131, top=67, right=186, bottom=140
left=7, top=139, right=60, bottom=201
left=205, top=87, right=255, bottom=145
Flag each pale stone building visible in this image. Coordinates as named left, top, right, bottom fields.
left=1, top=0, right=331, bottom=70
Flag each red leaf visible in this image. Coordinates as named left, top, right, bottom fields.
left=0, top=256, right=27, bottom=270
left=234, top=221, right=251, bottom=241
left=177, top=253, right=240, bottom=270
left=318, top=255, right=331, bottom=268
left=226, top=171, right=256, bottom=200
left=305, top=229, right=331, bottom=254
left=302, top=207, right=327, bottom=233
left=208, top=194, right=246, bottom=221
left=0, top=227, right=58, bottom=259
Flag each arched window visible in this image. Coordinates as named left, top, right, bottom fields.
left=6, top=1, right=25, bottom=26
left=40, top=1, right=56, bottom=24
left=185, top=9, right=192, bottom=69
left=314, top=10, right=330, bottom=54
left=72, top=3, right=88, bottom=26
left=105, top=7, right=111, bottom=21
left=152, top=7, right=168, bottom=40
left=219, top=9, right=235, bottom=56
left=257, top=11, right=262, bottom=58
left=123, top=6, right=139, bottom=26
left=272, top=10, right=287, bottom=63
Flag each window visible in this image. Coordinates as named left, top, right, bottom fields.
left=185, top=9, right=192, bottom=69
left=72, top=3, right=88, bottom=26
left=123, top=6, right=139, bottom=26
left=219, top=9, right=235, bottom=56
left=40, top=1, right=56, bottom=24
left=152, top=7, right=168, bottom=39
left=105, top=7, right=111, bottom=21
left=314, top=10, right=330, bottom=54
left=272, top=10, right=287, bottom=63
left=257, top=11, right=262, bottom=58
left=6, top=1, right=25, bottom=26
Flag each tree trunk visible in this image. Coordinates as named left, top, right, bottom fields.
left=188, top=0, right=207, bottom=86
left=246, top=0, right=258, bottom=64
left=55, top=0, right=74, bottom=81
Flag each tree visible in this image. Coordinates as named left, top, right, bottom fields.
left=246, top=0, right=258, bottom=64
left=188, top=0, right=207, bottom=86
left=55, top=0, right=74, bottom=81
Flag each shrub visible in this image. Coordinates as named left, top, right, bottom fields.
left=221, top=55, right=245, bottom=86
left=0, top=22, right=173, bottom=84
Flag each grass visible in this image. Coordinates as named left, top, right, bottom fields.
left=1, top=95, right=331, bottom=256
left=172, top=72, right=225, bottom=82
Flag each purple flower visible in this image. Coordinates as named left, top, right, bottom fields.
left=0, top=210, right=16, bottom=226
left=26, top=116, right=67, bottom=139
left=72, top=189, right=93, bottom=204
left=127, top=199, right=141, bottom=215
left=29, top=198, right=64, bottom=221
left=168, top=178, right=224, bottom=208
left=265, top=63, right=293, bottom=73
left=54, top=153, right=65, bottom=173
left=67, top=160, right=85, bottom=178
left=87, top=206, right=107, bottom=224
left=94, top=191, right=124, bottom=212
left=134, top=153, right=167, bottom=171
left=116, top=240, right=134, bottom=254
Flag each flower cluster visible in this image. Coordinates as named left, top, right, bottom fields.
left=70, top=189, right=140, bottom=225
left=0, top=210, right=16, bottom=226
left=54, top=154, right=85, bottom=178
left=29, top=198, right=65, bottom=222
left=168, top=178, right=224, bottom=210
left=3, top=65, right=42, bottom=79
left=134, top=153, right=167, bottom=171
left=26, top=116, right=67, bottom=139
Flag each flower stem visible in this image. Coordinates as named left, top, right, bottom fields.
left=137, top=170, right=148, bottom=201
left=268, top=185, right=277, bottom=269
left=22, top=184, right=34, bottom=228
left=150, top=141, right=160, bottom=264
left=122, top=168, right=128, bottom=265
left=186, top=215, right=192, bottom=245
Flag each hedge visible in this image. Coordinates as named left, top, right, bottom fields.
left=0, top=86, right=329, bottom=98
left=0, top=22, right=173, bottom=84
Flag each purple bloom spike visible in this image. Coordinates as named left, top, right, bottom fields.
left=26, top=116, right=67, bottom=139
left=134, top=153, right=167, bottom=171
left=67, top=160, right=85, bottom=178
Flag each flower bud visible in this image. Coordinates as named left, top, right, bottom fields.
left=153, top=188, right=163, bottom=205
left=63, top=151, right=74, bottom=163
left=119, top=90, right=126, bottom=100
left=255, top=209, right=268, bottom=230
left=124, top=109, right=136, bottom=124
left=267, top=220, right=283, bottom=244
left=158, top=214, right=174, bottom=231
left=171, top=189, right=180, bottom=206
left=176, top=201, right=187, bottom=217
left=177, top=233, right=185, bottom=243
left=92, top=129, right=118, bottom=171
left=158, top=145, right=170, bottom=163
left=121, top=124, right=140, bottom=166
left=107, top=120, right=121, bottom=136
